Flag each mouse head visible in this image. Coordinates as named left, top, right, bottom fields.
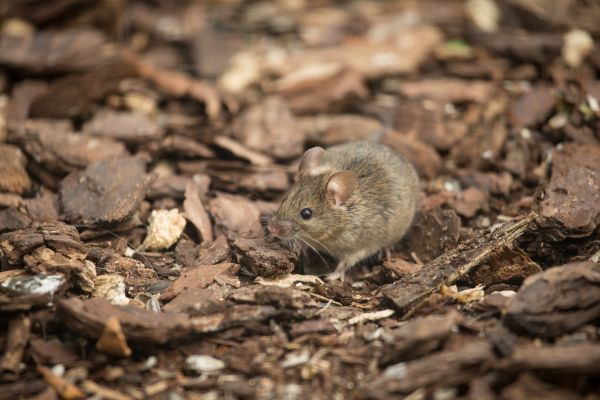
left=268, top=146, right=357, bottom=246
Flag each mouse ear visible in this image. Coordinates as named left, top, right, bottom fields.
left=298, top=147, right=325, bottom=174
left=326, top=171, right=357, bottom=207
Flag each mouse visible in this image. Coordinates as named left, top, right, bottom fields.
left=268, top=141, right=420, bottom=281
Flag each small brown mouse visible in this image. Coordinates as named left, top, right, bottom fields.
left=268, top=141, right=420, bottom=281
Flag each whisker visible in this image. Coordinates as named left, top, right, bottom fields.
left=299, top=234, right=335, bottom=258
left=296, top=235, right=329, bottom=269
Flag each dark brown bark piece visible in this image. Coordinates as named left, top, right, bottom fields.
left=406, top=207, right=461, bottom=263
left=0, top=144, right=31, bottom=194
left=497, top=342, right=600, bottom=374
left=0, top=208, right=31, bottom=233
left=231, top=97, right=304, bottom=160
left=180, top=160, right=289, bottom=194
left=60, top=156, right=153, bottom=226
left=100, top=254, right=159, bottom=289
left=160, top=262, right=240, bottom=302
left=381, top=310, right=463, bottom=364
left=57, top=297, right=192, bottom=344
left=537, top=143, right=600, bottom=240
left=29, top=338, right=79, bottom=365
left=30, top=58, right=138, bottom=118
left=209, top=193, right=264, bottom=239
left=383, top=213, right=535, bottom=314
left=394, top=78, right=496, bottom=103
left=233, top=237, right=297, bottom=277
left=0, top=314, right=31, bottom=381
left=162, top=288, right=228, bottom=316
left=195, top=234, right=231, bottom=265
left=0, top=221, right=85, bottom=265
left=370, top=339, right=492, bottom=395
left=449, top=187, right=488, bottom=218
left=508, top=85, right=556, bottom=129
left=470, top=246, right=541, bottom=286
left=499, top=372, right=580, bottom=400
left=0, top=29, right=116, bottom=73
left=184, top=179, right=213, bottom=243
left=299, top=114, right=383, bottom=146
left=503, top=261, right=600, bottom=338
left=13, top=119, right=127, bottom=174
left=277, top=67, right=368, bottom=114
left=82, top=108, right=165, bottom=143
left=382, top=131, right=442, bottom=179
left=228, top=285, right=316, bottom=309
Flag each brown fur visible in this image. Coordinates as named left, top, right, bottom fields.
left=270, top=141, right=420, bottom=278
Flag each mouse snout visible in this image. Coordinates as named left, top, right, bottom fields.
left=268, top=219, right=292, bottom=237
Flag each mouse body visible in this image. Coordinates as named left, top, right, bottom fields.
left=268, top=141, right=420, bottom=280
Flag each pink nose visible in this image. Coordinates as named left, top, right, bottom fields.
left=268, top=220, right=292, bottom=236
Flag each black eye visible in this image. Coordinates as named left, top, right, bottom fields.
left=300, top=208, right=312, bottom=219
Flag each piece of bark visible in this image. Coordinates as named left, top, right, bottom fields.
left=95, top=316, right=132, bottom=358
left=160, top=262, right=240, bottom=302
left=100, top=254, right=159, bottom=289
left=30, top=58, right=138, bottom=118
left=497, top=343, right=600, bottom=374
left=233, top=237, right=297, bottom=277
left=231, top=97, right=304, bottom=160
left=13, top=119, right=127, bottom=174
left=503, top=261, right=600, bottom=338
left=382, top=131, right=442, bottom=179
left=37, top=365, right=85, bottom=399
left=471, top=30, right=562, bottom=64
left=457, top=170, right=513, bottom=196
left=282, top=25, right=442, bottom=79
left=228, top=285, right=315, bottom=309
left=82, top=108, right=165, bottom=143
left=0, top=144, right=30, bottom=194
left=0, top=314, right=31, bottom=381
left=162, top=288, right=228, bottom=316
left=394, top=99, right=468, bottom=152
left=299, top=114, right=383, bottom=146
left=381, top=310, right=463, bottom=364
left=470, top=246, right=541, bottom=286
left=209, top=193, right=264, bottom=239
left=405, top=207, right=461, bottom=263
left=184, top=179, right=213, bottom=243
left=499, top=372, right=580, bottom=400
left=22, top=192, right=60, bottom=223
left=60, top=156, right=153, bottom=226
left=449, top=187, right=488, bottom=218
left=0, top=273, right=68, bottom=312
left=0, top=221, right=85, bottom=265
left=195, top=234, right=231, bottom=265
left=180, top=160, right=289, bottom=194
left=370, top=340, right=492, bottom=395
left=383, top=213, right=536, bottom=314
left=508, top=85, right=556, bottom=129
left=213, top=135, right=273, bottom=167
left=159, top=135, right=216, bottom=158
left=537, top=143, right=600, bottom=240
left=57, top=297, right=191, bottom=344
left=134, top=57, right=224, bottom=120
left=5, top=80, right=48, bottom=126
left=0, top=29, right=116, bottom=73
left=393, top=78, right=497, bottom=103
left=0, top=208, right=31, bottom=233
left=275, top=66, right=368, bottom=114
left=29, top=338, right=78, bottom=365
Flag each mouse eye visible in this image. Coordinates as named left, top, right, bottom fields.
left=300, top=208, right=313, bottom=220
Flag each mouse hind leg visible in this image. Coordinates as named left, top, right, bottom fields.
left=324, top=249, right=369, bottom=282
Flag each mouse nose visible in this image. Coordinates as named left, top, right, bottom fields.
left=268, top=220, right=292, bottom=237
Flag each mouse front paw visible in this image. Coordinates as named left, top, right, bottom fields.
left=324, top=262, right=348, bottom=282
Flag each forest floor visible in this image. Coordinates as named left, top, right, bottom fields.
left=0, top=0, right=600, bottom=399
